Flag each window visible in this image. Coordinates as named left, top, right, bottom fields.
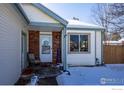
left=69, top=34, right=90, bottom=53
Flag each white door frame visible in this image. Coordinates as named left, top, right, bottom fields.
left=40, top=32, right=52, bottom=62
left=21, top=32, right=27, bottom=70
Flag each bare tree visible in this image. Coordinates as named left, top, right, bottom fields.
left=92, top=4, right=112, bottom=41
left=92, top=3, right=124, bottom=41
left=92, top=3, right=124, bottom=32
left=108, top=3, right=124, bottom=33
left=92, top=4, right=110, bottom=31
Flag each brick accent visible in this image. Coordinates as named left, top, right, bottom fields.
left=52, top=32, right=61, bottom=64
left=29, top=30, right=39, bottom=59
left=29, top=31, right=61, bottom=64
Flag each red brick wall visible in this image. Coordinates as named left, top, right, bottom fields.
left=52, top=32, right=61, bottom=64
left=29, top=30, right=39, bottom=59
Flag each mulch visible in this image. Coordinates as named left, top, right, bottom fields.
left=15, top=76, right=58, bottom=85
left=37, top=77, right=58, bottom=85
left=15, top=64, right=61, bottom=85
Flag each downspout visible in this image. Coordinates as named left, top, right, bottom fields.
left=63, top=26, right=71, bottom=75
left=101, top=30, right=105, bottom=65
left=63, top=26, right=67, bottom=71
left=95, top=31, right=97, bottom=65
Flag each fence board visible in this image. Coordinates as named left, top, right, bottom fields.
left=104, top=45, right=124, bottom=64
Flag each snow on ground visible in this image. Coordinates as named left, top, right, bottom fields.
left=56, top=64, right=124, bottom=85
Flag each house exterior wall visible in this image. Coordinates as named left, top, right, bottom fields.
left=29, top=31, right=40, bottom=59
left=66, top=30, right=99, bottom=66
left=0, top=4, right=27, bottom=84
left=21, top=4, right=59, bottom=23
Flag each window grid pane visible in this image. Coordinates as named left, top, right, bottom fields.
left=70, top=35, right=79, bottom=52
left=80, top=35, right=89, bottom=52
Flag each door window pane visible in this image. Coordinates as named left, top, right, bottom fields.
left=42, top=36, right=50, bottom=54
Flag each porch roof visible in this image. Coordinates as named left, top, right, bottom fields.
left=15, top=3, right=68, bottom=27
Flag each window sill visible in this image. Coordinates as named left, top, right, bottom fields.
left=68, top=51, right=91, bottom=54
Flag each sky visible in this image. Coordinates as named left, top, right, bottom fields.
left=43, top=3, right=96, bottom=24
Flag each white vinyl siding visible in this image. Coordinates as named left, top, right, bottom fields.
left=67, top=30, right=96, bottom=66
left=96, top=31, right=102, bottom=64
left=0, top=4, right=27, bottom=84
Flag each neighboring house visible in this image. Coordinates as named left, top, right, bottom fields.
left=104, top=41, right=122, bottom=45
left=120, top=32, right=124, bottom=38
left=104, top=38, right=124, bottom=45
left=0, top=3, right=104, bottom=84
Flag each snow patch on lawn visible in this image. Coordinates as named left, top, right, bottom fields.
left=56, top=64, right=124, bottom=85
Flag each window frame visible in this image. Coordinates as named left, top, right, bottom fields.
left=68, top=33, right=91, bottom=54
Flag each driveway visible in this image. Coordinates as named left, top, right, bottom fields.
left=56, top=64, right=124, bottom=85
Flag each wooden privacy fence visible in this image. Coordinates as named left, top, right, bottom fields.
left=104, top=45, right=124, bottom=64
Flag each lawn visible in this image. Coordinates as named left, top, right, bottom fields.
left=56, top=64, right=124, bottom=85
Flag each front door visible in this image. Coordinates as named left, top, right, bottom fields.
left=40, top=34, right=52, bottom=62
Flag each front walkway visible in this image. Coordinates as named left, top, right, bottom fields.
left=56, top=64, right=124, bottom=85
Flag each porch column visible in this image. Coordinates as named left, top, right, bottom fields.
left=62, top=27, right=67, bottom=70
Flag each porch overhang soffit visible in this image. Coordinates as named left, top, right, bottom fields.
left=28, top=22, right=64, bottom=31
